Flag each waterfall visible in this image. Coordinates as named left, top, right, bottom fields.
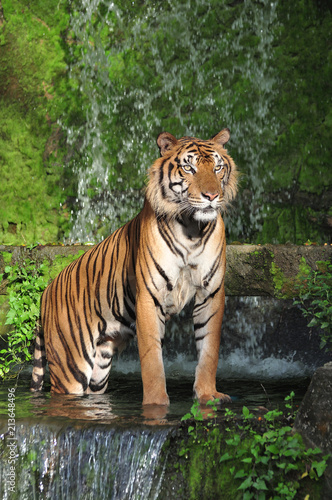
left=64, top=0, right=280, bottom=243
left=0, top=423, right=171, bottom=500
left=112, top=296, right=331, bottom=379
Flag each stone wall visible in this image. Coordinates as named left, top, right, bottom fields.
left=1, top=244, right=331, bottom=297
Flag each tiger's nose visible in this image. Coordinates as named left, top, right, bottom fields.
left=202, top=192, right=219, bottom=201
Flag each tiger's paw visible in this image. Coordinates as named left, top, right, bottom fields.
left=142, top=392, right=170, bottom=406
left=197, top=391, right=232, bottom=406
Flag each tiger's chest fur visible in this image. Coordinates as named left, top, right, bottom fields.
left=163, top=266, right=196, bottom=319
left=140, top=212, right=225, bottom=322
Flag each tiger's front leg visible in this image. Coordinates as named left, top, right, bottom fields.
left=193, top=284, right=231, bottom=405
left=136, top=285, right=169, bottom=406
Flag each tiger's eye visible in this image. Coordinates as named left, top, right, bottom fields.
left=182, top=165, right=194, bottom=173
left=214, top=164, right=224, bottom=173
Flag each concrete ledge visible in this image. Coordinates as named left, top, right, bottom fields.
left=225, top=244, right=332, bottom=296
left=0, top=244, right=331, bottom=297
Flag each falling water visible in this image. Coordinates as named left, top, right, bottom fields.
left=65, top=0, right=280, bottom=243
left=112, top=296, right=331, bottom=379
left=0, top=423, right=170, bottom=500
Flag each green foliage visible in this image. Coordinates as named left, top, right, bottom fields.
left=41, top=250, right=86, bottom=282
left=0, top=247, right=89, bottom=378
left=0, top=250, right=87, bottom=378
left=179, top=394, right=330, bottom=499
left=257, top=0, right=332, bottom=245
left=294, top=261, right=332, bottom=351
left=180, top=399, right=204, bottom=451
left=222, top=407, right=328, bottom=499
left=0, top=258, right=49, bottom=378
left=0, top=0, right=74, bottom=244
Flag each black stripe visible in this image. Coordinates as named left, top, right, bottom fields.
left=101, top=235, right=113, bottom=271
left=30, top=374, right=44, bottom=390
left=202, top=242, right=224, bottom=283
left=192, top=220, right=217, bottom=251
left=157, top=217, right=185, bottom=260
left=139, top=265, right=165, bottom=317
left=92, top=244, right=103, bottom=279
left=123, top=295, right=136, bottom=320
left=109, top=283, right=132, bottom=328
left=76, top=314, right=94, bottom=369
left=83, top=290, right=95, bottom=346
left=89, top=376, right=109, bottom=393
left=33, top=342, right=44, bottom=352
left=100, top=351, right=113, bottom=361
left=193, top=283, right=223, bottom=317
left=75, top=257, right=82, bottom=298
left=98, top=358, right=113, bottom=370
left=56, top=327, right=89, bottom=390
left=95, top=306, right=107, bottom=336
left=49, top=370, right=71, bottom=394
left=147, top=245, right=171, bottom=287
left=66, top=299, right=84, bottom=358
left=33, top=356, right=47, bottom=368
left=194, top=310, right=217, bottom=331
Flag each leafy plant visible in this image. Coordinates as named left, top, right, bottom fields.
left=179, top=394, right=330, bottom=499
left=222, top=405, right=328, bottom=499
left=0, top=259, right=48, bottom=378
left=294, top=261, right=332, bottom=351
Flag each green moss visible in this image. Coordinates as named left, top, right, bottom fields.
left=0, top=251, right=13, bottom=265
left=42, top=250, right=86, bottom=282
left=298, top=256, right=311, bottom=277
left=316, top=260, right=331, bottom=274
left=271, top=257, right=323, bottom=299
left=169, top=429, right=241, bottom=500
left=271, top=261, right=286, bottom=298
left=0, top=0, right=73, bottom=245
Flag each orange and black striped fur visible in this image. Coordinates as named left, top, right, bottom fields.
left=31, top=129, right=238, bottom=405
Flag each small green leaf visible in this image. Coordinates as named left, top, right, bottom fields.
left=238, top=475, right=253, bottom=490
left=220, top=452, right=232, bottom=462
left=266, top=444, right=279, bottom=455
left=253, top=478, right=268, bottom=490
left=234, top=469, right=247, bottom=479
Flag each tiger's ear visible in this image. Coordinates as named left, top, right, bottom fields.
left=211, top=128, right=230, bottom=147
left=157, top=132, right=178, bottom=157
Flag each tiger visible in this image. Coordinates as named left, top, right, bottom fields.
left=31, top=128, right=238, bottom=406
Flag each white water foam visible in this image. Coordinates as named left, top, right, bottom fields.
left=113, top=350, right=313, bottom=381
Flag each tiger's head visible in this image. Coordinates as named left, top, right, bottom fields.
left=146, top=129, right=238, bottom=222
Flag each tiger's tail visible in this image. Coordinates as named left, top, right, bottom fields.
left=30, top=320, right=46, bottom=391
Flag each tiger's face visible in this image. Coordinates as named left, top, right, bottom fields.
left=147, top=129, right=238, bottom=222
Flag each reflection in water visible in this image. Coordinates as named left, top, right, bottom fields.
left=0, top=374, right=309, bottom=426
left=30, top=392, right=117, bottom=423
left=29, top=391, right=169, bottom=426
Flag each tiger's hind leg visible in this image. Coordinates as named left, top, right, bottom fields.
left=86, top=333, right=131, bottom=394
